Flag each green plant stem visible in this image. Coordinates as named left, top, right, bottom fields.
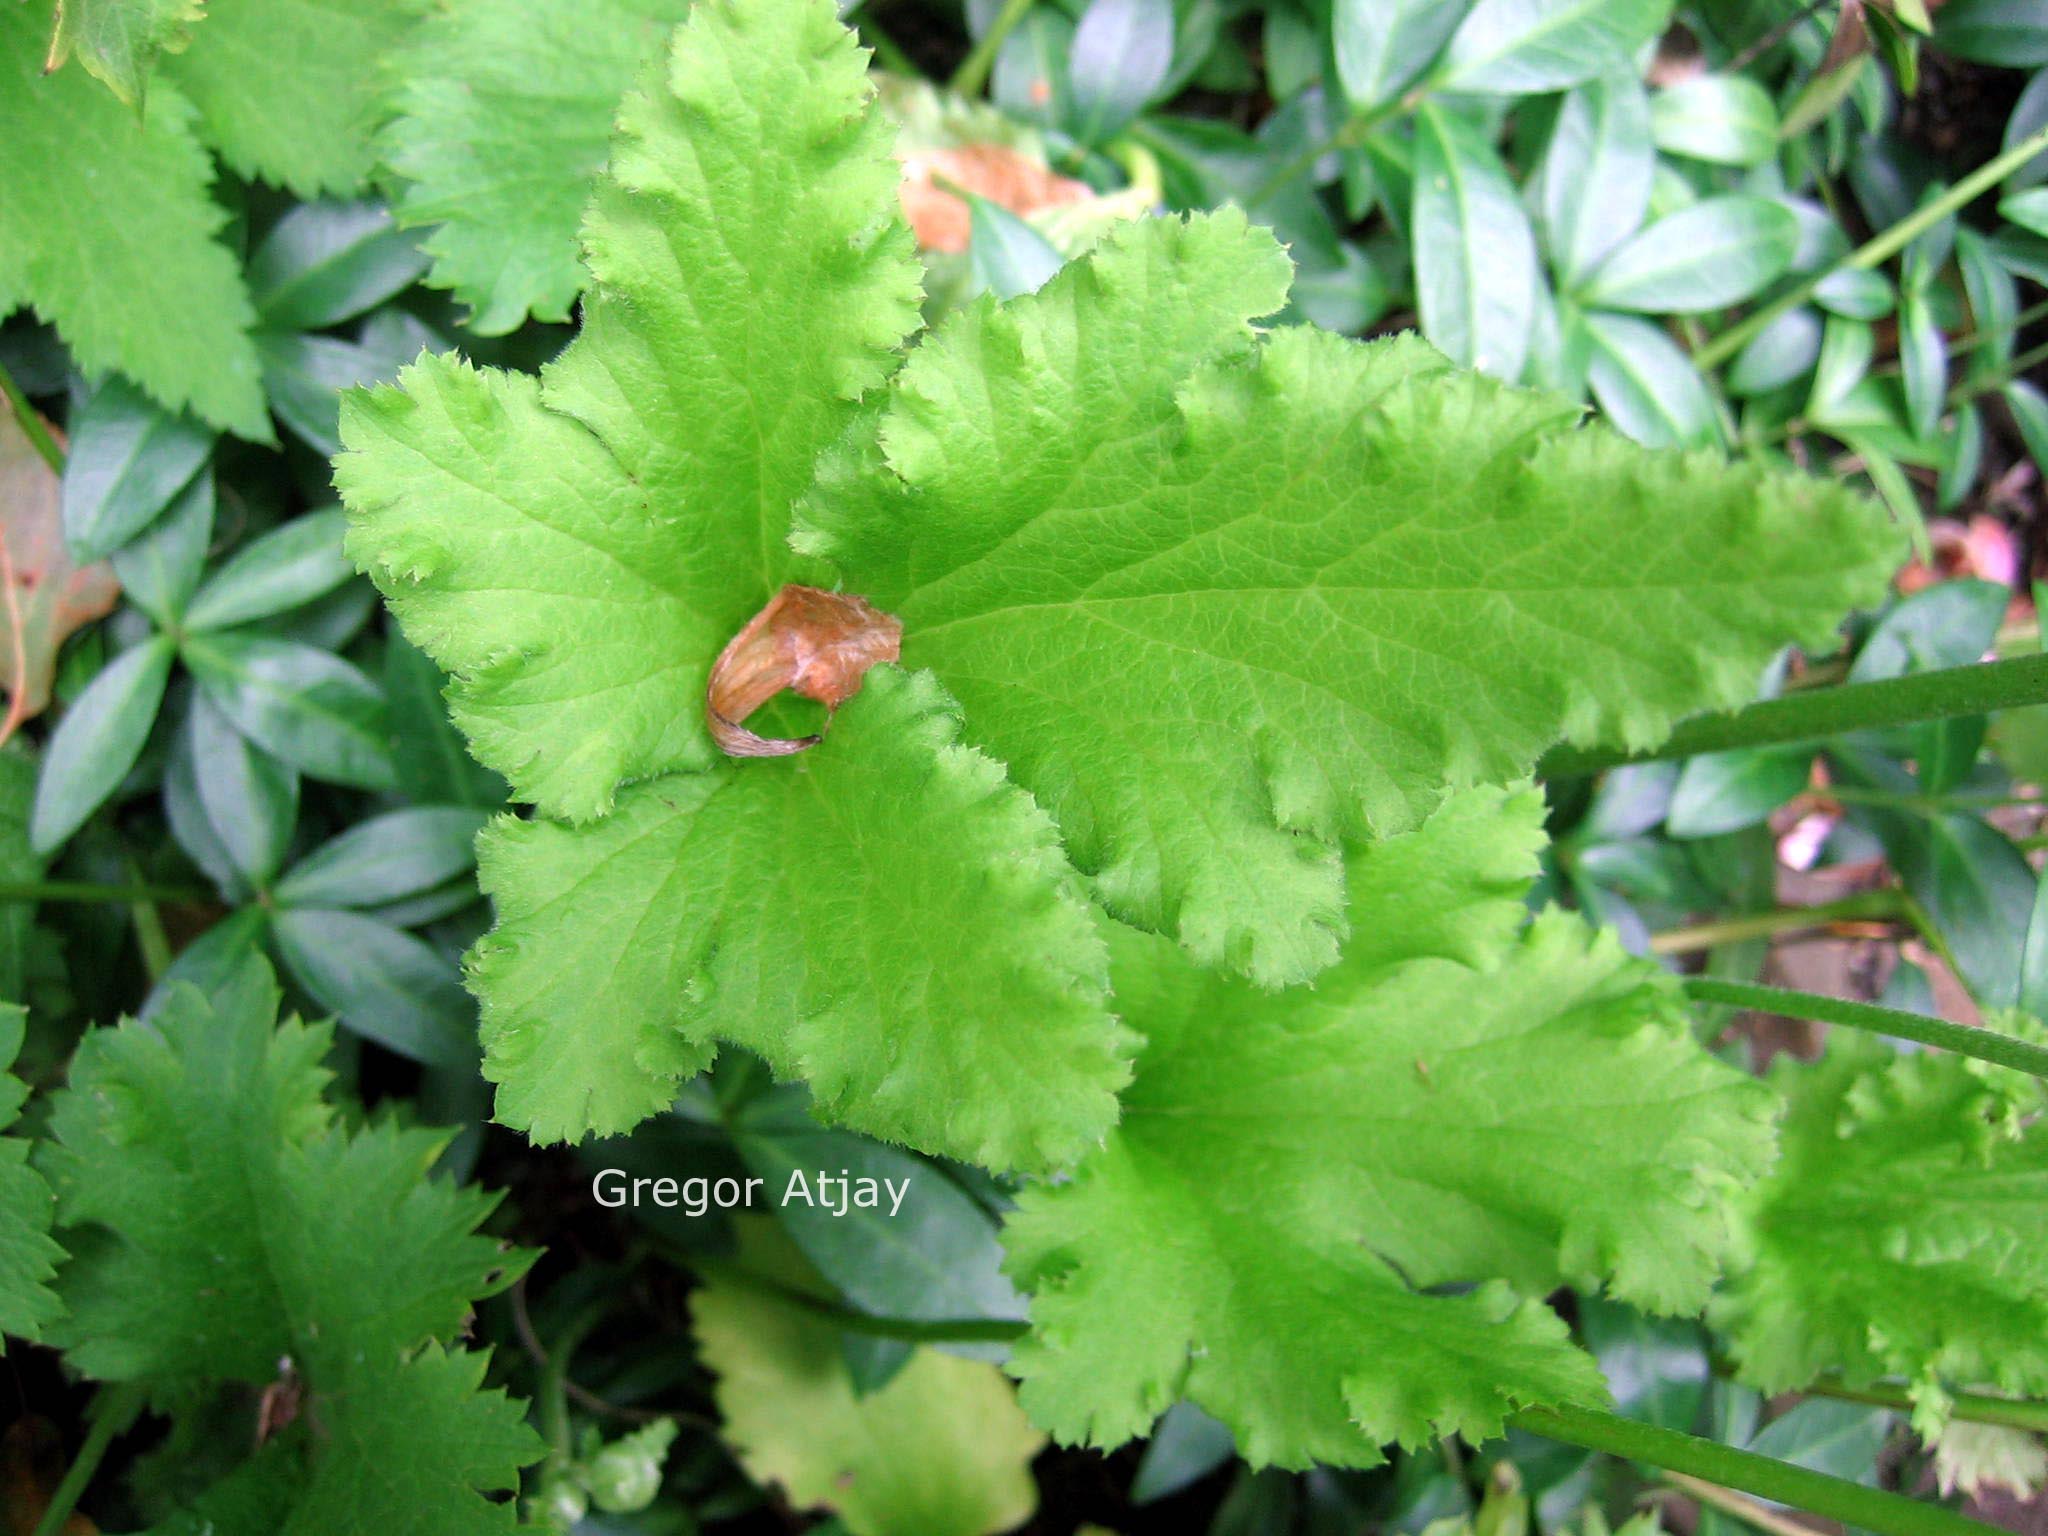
left=861, top=18, right=919, bottom=77
left=538, top=1304, right=605, bottom=1460
left=1538, top=654, right=2048, bottom=779
left=1953, top=337, right=2048, bottom=405
left=950, top=0, right=1033, bottom=96
left=1512, top=1403, right=1998, bottom=1536
left=1801, top=1378, right=2048, bottom=1433
left=1681, top=977, right=2048, bottom=1078
left=0, top=358, right=64, bottom=475
left=1696, top=123, right=2048, bottom=371
left=1251, top=89, right=1417, bottom=205
left=31, top=1382, right=146, bottom=1536
left=1648, top=891, right=1906, bottom=955
left=0, top=878, right=213, bottom=905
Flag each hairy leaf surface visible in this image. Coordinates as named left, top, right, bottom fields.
left=40, top=957, right=541, bottom=1531
left=473, top=666, right=1131, bottom=1166
left=1713, top=1034, right=2048, bottom=1431
left=800, top=221, right=1900, bottom=982
left=380, top=0, right=689, bottom=332
left=0, top=0, right=264, bottom=435
left=340, top=0, right=924, bottom=821
left=1003, top=786, right=1777, bottom=1467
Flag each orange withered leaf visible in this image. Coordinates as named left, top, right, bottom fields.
left=706, top=584, right=901, bottom=757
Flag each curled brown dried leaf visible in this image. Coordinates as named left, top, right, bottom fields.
left=706, top=584, right=901, bottom=758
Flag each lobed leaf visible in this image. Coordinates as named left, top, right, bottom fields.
left=341, top=0, right=924, bottom=822
left=0, top=1003, right=62, bottom=1350
left=1003, top=786, right=1778, bottom=1468
left=39, top=956, right=541, bottom=1531
left=0, top=0, right=264, bottom=436
left=379, top=0, right=690, bottom=333
left=801, top=217, right=1899, bottom=984
left=1712, top=1034, right=2048, bottom=1432
left=159, top=0, right=424, bottom=198
left=472, top=666, right=1132, bottom=1167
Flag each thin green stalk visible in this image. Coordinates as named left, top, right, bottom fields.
left=0, top=878, right=213, bottom=905
left=862, top=17, right=919, bottom=77
left=31, top=1382, right=146, bottom=1536
left=0, top=358, right=64, bottom=475
left=1649, top=891, right=1906, bottom=955
left=1951, top=336, right=2048, bottom=405
left=539, top=1304, right=605, bottom=1459
left=1696, top=123, right=2048, bottom=371
left=1251, top=89, right=1417, bottom=206
left=1682, top=977, right=2048, bottom=1079
left=950, top=0, right=1032, bottom=97
left=1801, top=1379, right=2048, bottom=1434
left=1513, top=1403, right=1998, bottom=1536
left=1538, top=653, right=2048, bottom=779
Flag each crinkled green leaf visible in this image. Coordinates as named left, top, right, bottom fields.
left=40, top=955, right=541, bottom=1531
left=46, top=0, right=204, bottom=106
left=0, top=1002, right=62, bottom=1348
left=379, top=0, right=689, bottom=333
left=340, top=0, right=923, bottom=821
left=1003, top=787, right=1777, bottom=1468
left=472, top=666, right=1131, bottom=1167
left=694, top=1221, right=1044, bottom=1536
left=800, top=217, right=1899, bottom=983
left=1713, top=1033, right=2048, bottom=1432
left=159, top=0, right=425, bottom=197
left=0, top=1, right=264, bottom=436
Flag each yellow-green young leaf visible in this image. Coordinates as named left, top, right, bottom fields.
left=0, top=1, right=264, bottom=436
left=694, top=1222, right=1045, bottom=1536
left=380, top=0, right=690, bottom=333
left=0, top=1004, right=62, bottom=1350
left=159, top=0, right=425, bottom=197
left=39, top=956, right=542, bottom=1532
left=338, top=0, right=923, bottom=823
left=800, top=220, right=1899, bottom=985
left=46, top=0, right=204, bottom=106
left=1712, top=1034, right=2048, bottom=1433
left=1002, top=786, right=1778, bottom=1468
left=472, top=667, right=1132, bottom=1168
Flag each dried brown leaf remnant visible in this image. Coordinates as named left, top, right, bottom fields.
left=0, top=409, right=117, bottom=744
left=897, top=143, right=1093, bottom=253
left=707, top=585, right=901, bottom=758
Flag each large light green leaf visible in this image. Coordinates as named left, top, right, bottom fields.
left=159, top=0, right=425, bottom=197
left=0, top=0, right=264, bottom=436
left=1004, top=787, right=1777, bottom=1468
left=340, top=0, right=924, bottom=822
left=472, top=667, right=1131, bottom=1167
left=802, top=216, right=1897, bottom=984
left=40, top=956, right=542, bottom=1531
left=1713, top=1035, right=2048, bottom=1433
left=379, top=0, right=690, bottom=333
